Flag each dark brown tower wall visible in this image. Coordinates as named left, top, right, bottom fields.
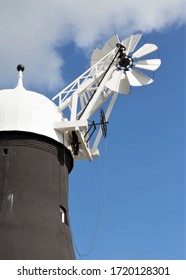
left=0, top=131, right=75, bottom=260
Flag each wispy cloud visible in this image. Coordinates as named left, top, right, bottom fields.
left=0, top=0, right=185, bottom=93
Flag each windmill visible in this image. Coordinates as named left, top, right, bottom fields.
left=0, top=34, right=160, bottom=260
left=53, top=33, right=161, bottom=161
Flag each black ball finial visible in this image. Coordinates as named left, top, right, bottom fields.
left=17, top=64, right=25, bottom=72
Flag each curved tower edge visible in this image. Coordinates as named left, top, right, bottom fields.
left=0, top=131, right=75, bottom=260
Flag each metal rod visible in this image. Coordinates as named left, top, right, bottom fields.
left=78, top=46, right=122, bottom=120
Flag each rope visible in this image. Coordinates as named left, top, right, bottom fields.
left=70, top=138, right=108, bottom=259
left=92, top=137, right=108, bottom=259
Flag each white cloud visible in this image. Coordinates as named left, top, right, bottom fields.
left=0, top=0, right=185, bottom=94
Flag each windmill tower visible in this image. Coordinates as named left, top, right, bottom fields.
left=0, top=66, right=74, bottom=260
left=0, top=34, right=160, bottom=259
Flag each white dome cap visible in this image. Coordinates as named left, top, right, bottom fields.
left=0, top=66, right=65, bottom=144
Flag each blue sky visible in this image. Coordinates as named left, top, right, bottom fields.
left=0, top=1, right=185, bottom=260
left=68, top=26, right=185, bottom=259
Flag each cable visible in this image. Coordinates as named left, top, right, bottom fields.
left=69, top=137, right=108, bottom=259
left=72, top=155, right=102, bottom=258
left=92, top=137, right=108, bottom=259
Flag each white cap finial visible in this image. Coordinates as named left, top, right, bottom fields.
left=16, top=64, right=25, bottom=89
